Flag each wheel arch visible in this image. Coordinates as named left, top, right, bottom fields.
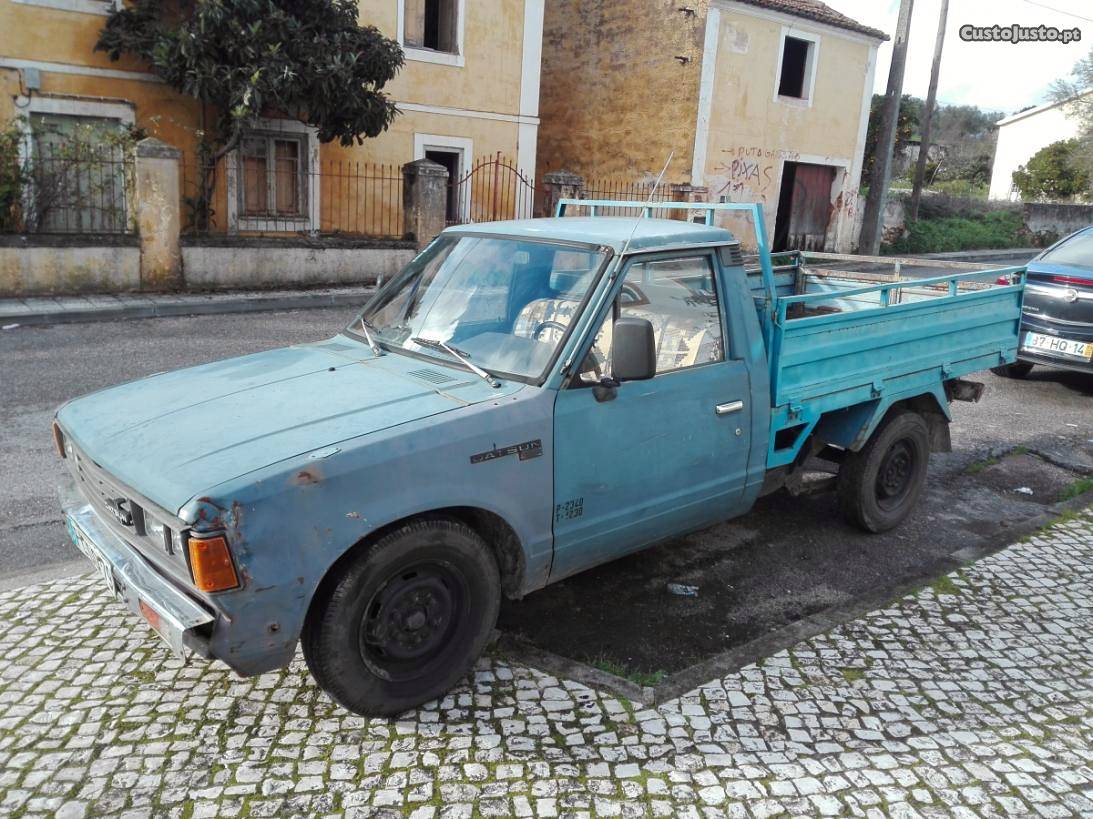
left=812, top=386, right=952, bottom=455
left=305, top=506, right=527, bottom=630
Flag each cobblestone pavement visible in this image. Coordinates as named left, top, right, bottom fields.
left=1, top=512, right=1091, bottom=819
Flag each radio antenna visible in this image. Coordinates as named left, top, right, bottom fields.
left=615, top=151, right=674, bottom=264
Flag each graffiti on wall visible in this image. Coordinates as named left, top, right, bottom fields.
left=710, top=146, right=801, bottom=201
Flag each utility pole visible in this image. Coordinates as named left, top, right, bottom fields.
left=910, top=0, right=949, bottom=221
left=859, top=0, right=915, bottom=255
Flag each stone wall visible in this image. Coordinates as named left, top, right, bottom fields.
left=537, top=0, right=709, bottom=182
left=1023, top=202, right=1093, bottom=245
left=0, top=235, right=140, bottom=295
left=180, top=237, right=416, bottom=290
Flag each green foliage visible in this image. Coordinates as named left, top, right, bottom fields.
left=863, top=93, right=922, bottom=189
left=928, top=179, right=989, bottom=199
left=1012, top=139, right=1090, bottom=201
left=1051, top=46, right=1093, bottom=186
left=1059, top=477, right=1093, bottom=502
left=883, top=210, right=1024, bottom=255
left=0, top=117, right=140, bottom=233
left=0, top=119, right=25, bottom=232
left=95, top=0, right=404, bottom=156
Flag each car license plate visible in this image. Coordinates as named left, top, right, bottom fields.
left=66, top=515, right=116, bottom=594
left=1022, top=332, right=1093, bottom=361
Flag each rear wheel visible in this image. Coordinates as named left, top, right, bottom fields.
left=837, top=411, right=930, bottom=533
left=991, top=361, right=1033, bottom=379
left=302, top=518, right=500, bottom=716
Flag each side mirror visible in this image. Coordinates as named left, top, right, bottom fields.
left=611, top=317, right=656, bottom=381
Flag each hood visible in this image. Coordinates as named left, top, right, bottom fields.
left=58, top=336, right=522, bottom=513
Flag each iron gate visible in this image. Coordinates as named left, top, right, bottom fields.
left=448, top=153, right=540, bottom=225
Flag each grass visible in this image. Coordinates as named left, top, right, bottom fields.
left=1059, top=477, right=1093, bottom=502
left=965, top=445, right=1027, bottom=475
left=840, top=667, right=865, bottom=683
left=590, top=658, right=666, bottom=688
left=882, top=210, right=1024, bottom=255
left=929, top=574, right=962, bottom=597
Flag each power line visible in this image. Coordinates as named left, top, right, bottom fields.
left=1017, top=0, right=1093, bottom=25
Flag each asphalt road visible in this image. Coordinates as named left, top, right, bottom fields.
left=811, top=249, right=1039, bottom=281
left=0, top=307, right=360, bottom=589
left=1, top=301, right=1090, bottom=595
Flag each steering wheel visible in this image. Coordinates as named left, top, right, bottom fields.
left=532, top=319, right=568, bottom=342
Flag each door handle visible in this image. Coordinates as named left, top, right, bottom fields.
left=715, top=400, right=744, bottom=416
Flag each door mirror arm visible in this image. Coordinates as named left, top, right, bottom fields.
left=592, top=376, right=619, bottom=403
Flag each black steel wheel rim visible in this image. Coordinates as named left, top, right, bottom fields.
left=359, top=560, right=467, bottom=682
left=875, top=438, right=916, bottom=511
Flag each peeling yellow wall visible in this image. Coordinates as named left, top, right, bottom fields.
left=0, top=0, right=532, bottom=214
left=702, top=9, right=874, bottom=229
left=537, top=0, right=710, bottom=184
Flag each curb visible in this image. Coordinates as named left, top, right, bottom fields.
left=0, top=288, right=376, bottom=327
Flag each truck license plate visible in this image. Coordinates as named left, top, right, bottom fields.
left=66, top=515, right=116, bottom=594
left=1022, top=332, right=1093, bottom=360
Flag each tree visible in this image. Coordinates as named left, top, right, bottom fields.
left=862, top=93, right=922, bottom=190
left=1051, top=47, right=1093, bottom=191
left=96, top=0, right=404, bottom=161
left=1011, top=139, right=1089, bottom=201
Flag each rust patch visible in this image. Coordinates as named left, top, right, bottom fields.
left=291, top=467, right=322, bottom=486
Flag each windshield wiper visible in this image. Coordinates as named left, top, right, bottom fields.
left=411, top=336, right=501, bottom=388
left=354, top=316, right=384, bottom=357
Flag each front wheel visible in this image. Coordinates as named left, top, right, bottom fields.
left=991, top=361, right=1033, bottom=379
left=837, top=411, right=930, bottom=533
left=302, top=518, right=500, bottom=716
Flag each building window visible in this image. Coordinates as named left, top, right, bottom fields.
left=404, top=0, right=459, bottom=54
left=239, top=132, right=308, bottom=219
left=776, top=30, right=819, bottom=102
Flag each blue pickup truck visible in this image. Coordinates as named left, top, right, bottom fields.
left=55, top=201, right=1025, bottom=716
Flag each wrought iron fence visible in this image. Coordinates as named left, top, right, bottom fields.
left=448, top=153, right=540, bottom=225
left=578, top=177, right=679, bottom=218
left=181, top=157, right=404, bottom=239
left=1, top=144, right=133, bottom=234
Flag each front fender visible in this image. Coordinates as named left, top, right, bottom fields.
left=180, top=386, right=556, bottom=675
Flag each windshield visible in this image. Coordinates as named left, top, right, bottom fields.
left=350, top=235, right=608, bottom=381
left=1040, top=229, right=1093, bottom=270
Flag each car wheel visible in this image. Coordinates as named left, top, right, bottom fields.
left=302, top=518, right=500, bottom=716
left=837, top=411, right=930, bottom=533
left=990, top=361, right=1033, bottom=379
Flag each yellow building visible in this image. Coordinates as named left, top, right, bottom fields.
left=538, top=0, right=886, bottom=252
left=0, top=0, right=545, bottom=236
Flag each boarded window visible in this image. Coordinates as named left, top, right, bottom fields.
left=404, top=0, right=459, bottom=53
left=778, top=36, right=812, bottom=99
left=240, top=132, right=308, bottom=219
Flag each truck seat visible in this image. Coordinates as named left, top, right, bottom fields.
left=512, top=288, right=722, bottom=375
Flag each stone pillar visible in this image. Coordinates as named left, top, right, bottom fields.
left=670, top=183, right=711, bottom=222
left=402, top=159, right=449, bottom=250
left=542, top=170, right=584, bottom=217
left=134, top=137, right=182, bottom=289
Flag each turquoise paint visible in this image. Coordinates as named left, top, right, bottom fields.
left=54, top=202, right=1025, bottom=678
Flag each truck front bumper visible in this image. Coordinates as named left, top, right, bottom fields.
left=59, top=476, right=215, bottom=659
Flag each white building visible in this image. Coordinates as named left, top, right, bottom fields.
left=989, top=94, right=1088, bottom=201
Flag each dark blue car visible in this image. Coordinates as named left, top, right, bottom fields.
left=994, top=226, right=1093, bottom=377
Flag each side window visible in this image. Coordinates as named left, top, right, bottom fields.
left=578, top=255, right=724, bottom=382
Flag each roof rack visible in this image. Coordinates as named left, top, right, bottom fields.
left=555, top=198, right=777, bottom=317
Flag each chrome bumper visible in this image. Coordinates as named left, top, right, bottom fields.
left=59, top=476, right=214, bottom=658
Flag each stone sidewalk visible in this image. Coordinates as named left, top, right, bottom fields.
left=1, top=512, right=1091, bottom=819
left=0, top=285, right=374, bottom=327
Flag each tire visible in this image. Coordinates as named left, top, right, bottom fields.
left=990, top=361, right=1033, bottom=379
left=837, top=411, right=930, bottom=533
left=302, top=518, right=500, bottom=716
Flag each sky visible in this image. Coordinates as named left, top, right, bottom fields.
left=828, top=0, right=1092, bottom=117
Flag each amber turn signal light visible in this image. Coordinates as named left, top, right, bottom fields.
left=52, top=420, right=66, bottom=459
left=188, top=535, right=240, bottom=592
